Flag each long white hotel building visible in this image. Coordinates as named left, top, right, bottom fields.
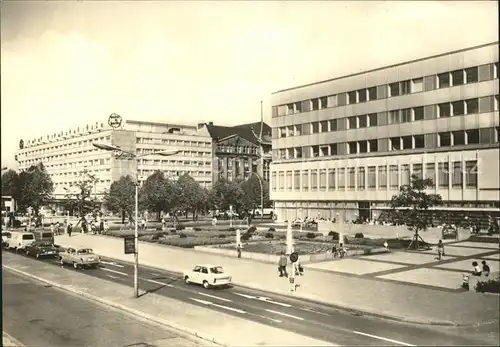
left=270, top=42, right=500, bottom=222
left=15, top=120, right=213, bottom=201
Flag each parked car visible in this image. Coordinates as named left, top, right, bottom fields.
left=25, top=241, right=59, bottom=259
left=6, top=231, right=36, bottom=251
left=33, top=230, right=55, bottom=244
left=183, top=264, right=232, bottom=289
left=2, top=231, right=11, bottom=247
left=59, top=247, right=100, bottom=269
left=442, top=225, right=458, bottom=239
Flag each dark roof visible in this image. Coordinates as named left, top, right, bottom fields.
left=205, top=121, right=271, bottom=145
left=273, top=41, right=499, bottom=94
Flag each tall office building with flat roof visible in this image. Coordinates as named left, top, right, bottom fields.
left=270, top=42, right=499, bottom=222
left=15, top=120, right=213, bottom=206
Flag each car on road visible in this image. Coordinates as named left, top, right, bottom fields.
left=6, top=231, right=36, bottom=251
left=59, top=247, right=100, bottom=269
left=183, top=264, right=232, bottom=289
left=25, top=241, right=59, bottom=259
left=2, top=231, right=11, bottom=247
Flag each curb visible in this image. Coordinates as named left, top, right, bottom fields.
left=3, top=332, right=25, bottom=347
left=2, top=265, right=226, bottom=347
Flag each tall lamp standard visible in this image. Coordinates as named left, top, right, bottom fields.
left=92, top=142, right=179, bottom=298
left=248, top=172, right=264, bottom=221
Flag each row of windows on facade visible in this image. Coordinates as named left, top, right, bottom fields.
left=137, top=138, right=211, bottom=147
left=277, top=95, right=500, bottom=138
left=218, top=159, right=257, bottom=168
left=278, top=127, right=499, bottom=160
left=217, top=145, right=259, bottom=155
left=271, top=161, right=479, bottom=191
left=140, top=170, right=211, bottom=177
left=20, top=137, right=112, bottom=158
left=274, top=62, right=499, bottom=116
left=137, top=148, right=211, bottom=157
left=54, top=180, right=112, bottom=186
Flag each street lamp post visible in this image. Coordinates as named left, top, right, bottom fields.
left=93, top=142, right=179, bottom=298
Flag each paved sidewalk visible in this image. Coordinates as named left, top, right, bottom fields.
left=56, top=234, right=500, bottom=326
left=2, top=253, right=331, bottom=347
left=2, top=332, right=24, bottom=347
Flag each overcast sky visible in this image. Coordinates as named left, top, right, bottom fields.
left=1, top=1, right=498, bottom=169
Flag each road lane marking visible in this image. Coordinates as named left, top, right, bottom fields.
left=106, top=274, right=120, bottom=279
left=255, top=314, right=282, bottom=323
left=265, top=309, right=304, bottom=321
left=197, top=292, right=233, bottom=302
left=298, top=307, right=331, bottom=316
left=233, top=292, right=292, bottom=307
left=233, top=292, right=256, bottom=299
left=145, top=278, right=174, bottom=287
left=190, top=298, right=246, bottom=314
left=352, top=331, right=416, bottom=346
left=100, top=268, right=128, bottom=276
left=150, top=272, right=162, bottom=277
left=100, top=261, right=125, bottom=268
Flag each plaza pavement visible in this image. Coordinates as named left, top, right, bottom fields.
left=55, top=233, right=499, bottom=326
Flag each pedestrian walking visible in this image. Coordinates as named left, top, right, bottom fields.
left=237, top=244, right=242, bottom=258
left=103, top=220, right=109, bottom=233
left=482, top=260, right=490, bottom=277
left=437, top=240, right=445, bottom=260
left=278, top=252, right=288, bottom=277
left=54, top=221, right=60, bottom=235
left=67, top=223, right=73, bottom=237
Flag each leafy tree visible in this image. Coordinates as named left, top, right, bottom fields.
left=209, top=178, right=246, bottom=214
left=64, top=168, right=99, bottom=219
left=240, top=174, right=271, bottom=213
left=104, top=175, right=136, bottom=223
left=390, top=174, right=443, bottom=249
left=1, top=169, right=20, bottom=199
left=17, top=163, right=54, bottom=215
left=139, top=170, right=179, bottom=220
left=176, top=173, right=205, bottom=220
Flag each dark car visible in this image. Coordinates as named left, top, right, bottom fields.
left=25, top=241, right=59, bottom=259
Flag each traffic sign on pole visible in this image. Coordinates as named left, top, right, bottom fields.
left=290, top=252, right=299, bottom=263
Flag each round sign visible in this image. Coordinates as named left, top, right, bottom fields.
left=290, top=252, right=299, bottom=263
left=108, top=113, right=123, bottom=129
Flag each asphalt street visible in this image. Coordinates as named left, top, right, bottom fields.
left=4, top=247, right=499, bottom=346
left=2, top=269, right=201, bottom=347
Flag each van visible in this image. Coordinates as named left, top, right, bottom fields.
left=8, top=231, right=36, bottom=251
left=33, top=230, right=55, bottom=244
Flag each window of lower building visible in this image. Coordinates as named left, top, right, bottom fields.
left=438, top=103, right=451, bottom=118
left=311, top=170, right=318, bottom=191
left=295, top=147, right=303, bottom=158
left=414, top=134, right=425, bottom=148
left=465, top=161, right=477, bottom=188
left=347, top=167, right=355, bottom=190
left=465, top=98, right=479, bottom=114
left=465, top=67, right=479, bottom=83
left=312, top=122, right=320, bottom=133
left=320, top=120, right=328, bottom=132
left=368, top=113, right=377, bottom=127
left=401, top=108, right=412, bottom=123
left=357, top=167, right=365, bottom=190
left=413, top=106, right=424, bottom=121
left=329, top=119, right=338, bottom=131
left=451, top=69, right=464, bottom=86
left=302, top=171, right=309, bottom=190
left=319, top=169, right=327, bottom=190
left=378, top=166, right=387, bottom=188
left=439, top=132, right=451, bottom=147
left=401, top=80, right=411, bottom=95
left=358, top=89, right=367, bottom=103
left=390, top=137, right=401, bottom=150
left=293, top=170, right=300, bottom=190
left=359, top=141, right=368, bottom=153
left=328, top=168, right=336, bottom=190
left=413, top=163, right=423, bottom=179
left=425, top=163, right=436, bottom=185
left=438, top=73, right=450, bottom=88
left=388, top=110, right=399, bottom=124
left=312, top=145, right=319, bottom=157
left=438, top=162, right=449, bottom=188
left=358, top=115, right=367, bottom=128
left=367, top=166, right=376, bottom=189
left=369, top=139, right=378, bottom=152
left=389, top=165, right=398, bottom=189
left=401, top=164, right=410, bottom=186
left=311, top=98, right=319, bottom=111
left=348, top=142, right=357, bottom=154
left=348, top=116, right=357, bottom=129
left=348, top=91, right=357, bottom=104
left=338, top=168, right=345, bottom=189
left=271, top=172, right=277, bottom=191
left=452, top=100, right=465, bottom=116
left=329, top=143, right=338, bottom=155
left=389, top=82, right=400, bottom=97
left=402, top=136, right=413, bottom=150
left=466, top=129, right=480, bottom=144
left=368, top=87, right=377, bottom=100
left=320, top=96, right=328, bottom=109
left=320, top=145, right=329, bottom=157
left=453, top=131, right=465, bottom=146
left=452, top=162, right=463, bottom=188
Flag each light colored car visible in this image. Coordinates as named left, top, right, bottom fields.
left=59, top=247, right=100, bottom=269
left=183, top=264, right=232, bottom=289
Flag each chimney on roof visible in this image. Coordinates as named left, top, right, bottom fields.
left=197, top=121, right=205, bottom=130
left=208, top=121, right=214, bottom=126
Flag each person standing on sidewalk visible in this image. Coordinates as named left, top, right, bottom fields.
left=237, top=244, right=242, bottom=258
left=437, top=240, right=445, bottom=260
left=67, top=223, right=73, bottom=237
left=278, top=252, right=288, bottom=277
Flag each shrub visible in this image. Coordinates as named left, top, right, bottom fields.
left=328, top=231, right=339, bottom=240
left=218, top=234, right=226, bottom=238
left=179, top=233, right=187, bottom=238
left=468, top=235, right=500, bottom=243
left=268, top=227, right=276, bottom=232
left=155, top=227, right=162, bottom=231
left=363, top=248, right=372, bottom=255
left=13, top=220, right=22, bottom=227
left=227, top=227, right=236, bottom=232
left=241, top=232, right=252, bottom=241
left=247, top=226, right=257, bottom=233
left=475, top=276, right=500, bottom=293
left=176, top=225, right=185, bottom=231
left=306, top=232, right=316, bottom=239
left=355, top=233, right=364, bottom=239
left=265, top=232, right=274, bottom=239
left=193, top=227, right=202, bottom=231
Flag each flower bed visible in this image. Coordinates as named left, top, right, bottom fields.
left=219, top=241, right=332, bottom=255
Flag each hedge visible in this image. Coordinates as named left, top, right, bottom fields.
left=475, top=274, right=500, bottom=293
left=157, top=237, right=232, bottom=248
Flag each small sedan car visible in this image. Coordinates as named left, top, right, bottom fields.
left=25, top=241, right=59, bottom=259
left=183, top=264, right=232, bottom=289
left=59, top=247, right=100, bottom=269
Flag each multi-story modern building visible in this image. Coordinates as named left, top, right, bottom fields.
left=15, top=119, right=213, bottom=203
left=270, top=42, right=499, bottom=222
left=203, top=121, right=272, bottom=183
